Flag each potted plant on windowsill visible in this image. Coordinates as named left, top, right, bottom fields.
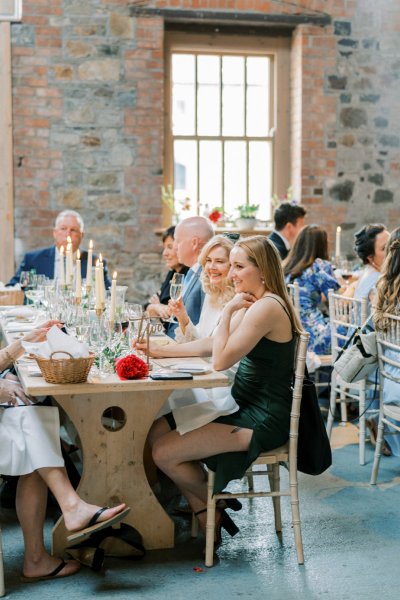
left=236, top=204, right=259, bottom=230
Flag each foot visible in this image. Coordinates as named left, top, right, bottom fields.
left=22, top=554, right=80, bottom=580
left=63, top=502, right=127, bottom=533
left=366, top=419, right=392, bottom=456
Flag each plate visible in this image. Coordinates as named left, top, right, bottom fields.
left=169, top=363, right=211, bottom=375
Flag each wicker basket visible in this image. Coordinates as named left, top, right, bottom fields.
left=0, top=290, right=25, bottom=306
left=33, top=351, right=95, bottom=384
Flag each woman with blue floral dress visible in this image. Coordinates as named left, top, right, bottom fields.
left=284, top=224, right=340, bottom=354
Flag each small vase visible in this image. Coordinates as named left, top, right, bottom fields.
left=236, top=217, right=257, bottom=230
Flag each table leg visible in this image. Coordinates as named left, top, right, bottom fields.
left=51, top=390, right=174, bottom=555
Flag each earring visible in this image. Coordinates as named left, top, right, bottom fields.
left=261, top=278, right=265, bottom=284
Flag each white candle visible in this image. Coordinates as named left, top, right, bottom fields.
left=86, top=239, right=93, bottom=289
left=95, top=260, right=101, bottom=309
left=59, top=245, right=65, bottom=285
left=99, top=253, right=105, bottom=307
left=75, top=249, right=82, bottom=299
left=66, top=236, right=74, bottom=285
left=335, top=226, right=342, bottom=259
left=110, top=271, right=117, bottom=321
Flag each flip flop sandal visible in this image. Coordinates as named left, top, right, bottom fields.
left=20, top=559, right=79, bottom=583
left=66, top=506, right=131, bottom=543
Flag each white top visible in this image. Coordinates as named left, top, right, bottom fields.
left=159, top=293, right=239, bottom=434
left=175, top=295, right=222, bottom=343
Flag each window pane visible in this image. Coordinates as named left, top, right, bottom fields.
left=197, top=55, right=220, bottom=136
left=246, top=57, right=270, bottom=136
left=173, top=84, right=195, bottom=135
left=197, top=55, right=219, bottom=84
left=222, top=57, right=244, bottom=136
left=174, top=140, right=198, bottom=218
left=224, top=141, right=247, bottom=216
left=249, top=141, right=272, bottom=221
left=198, top=85, right=220, bottom=136
left=199, top=141, right=222, bottom=208
left=172, top=54, right=195, bottom=84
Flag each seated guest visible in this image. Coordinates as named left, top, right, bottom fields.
left=369, top=227, right=400, bottom=456
left=8, top=209, right=111, bottom=289
left=268, top=201, right=307, bottom=260
left=148, top=236, right=303, bottom=548
left=284, top=224, right=340, bottom=354
left=0, top=323, right=129, bottom=582
left=138, top=234, right=237, bottom=435
left=166, top=216, right=214, bottom=338
left=345, top=223, right=390, bottom=309
left=170, top=234, right=235, bottom=342
left=145, top=225, right=188, bottom=320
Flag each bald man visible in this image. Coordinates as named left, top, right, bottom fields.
left=166, top=216, right=214, bottom=339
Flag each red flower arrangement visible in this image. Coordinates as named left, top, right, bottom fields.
left=115, top=354, right=149, bottom=380
left=208, top=207, right=224, bottom=224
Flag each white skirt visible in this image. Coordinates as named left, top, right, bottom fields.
left=0, top=405, right=64, bottom=476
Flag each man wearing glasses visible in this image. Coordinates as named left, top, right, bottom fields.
left=8, top=210, right=111, bottom=288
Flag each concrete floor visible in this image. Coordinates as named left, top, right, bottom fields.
left=1, top=424, right=399, bottom=600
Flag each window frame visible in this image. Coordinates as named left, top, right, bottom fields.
left=164, top=30, right=291, bottom=226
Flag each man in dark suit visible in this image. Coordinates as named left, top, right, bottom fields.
left=268, top=202, right=307, bottom=260
left=166, top=216, right=214, bottom=339
left=8, top=210, right=111, bottom=288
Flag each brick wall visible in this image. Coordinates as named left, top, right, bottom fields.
left=9, top=0, right=400, bottom=299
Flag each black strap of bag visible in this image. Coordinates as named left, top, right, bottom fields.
left=264, top=295, right=332, bottom=475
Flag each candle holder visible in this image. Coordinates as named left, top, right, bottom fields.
left=95, top=307, right=103, bottom=319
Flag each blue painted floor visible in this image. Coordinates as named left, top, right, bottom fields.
left=1, top=424, right=399, bottom=599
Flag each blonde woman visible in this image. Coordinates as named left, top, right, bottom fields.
left=150, top=236, right=303, bottom=546
left=372, top=227, right=400, bottom=456
left=170, top=234, right=236, bottom=342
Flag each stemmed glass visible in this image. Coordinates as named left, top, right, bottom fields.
left=164, top=273, right=185, bottom=323
left=89, top=318, right=109, bottom=378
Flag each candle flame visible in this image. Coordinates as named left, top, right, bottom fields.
left=89, top=239, right=93, bottom=249
left=113, top=271, right=117, bottom=279
left=67, top=235, right=72, bottom=243
left=77, top=249, right=80, bottom=259
left=336, top=226, right=341, bottom=233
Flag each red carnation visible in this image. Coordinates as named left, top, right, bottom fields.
left=115, top=354, right=149, bottom=380
left=209, top=209, right=223, bottom=224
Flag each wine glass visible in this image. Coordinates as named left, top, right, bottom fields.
left=19, top=271, right=30, bottom=290
left=165, top=273, right=185, bottom=323
left=89, top=319, right=109, bottom=378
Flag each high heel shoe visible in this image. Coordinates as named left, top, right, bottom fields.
left=66, top=545, right=104, bottom=571
left=194, top=508, right=239, bottom=547
left=217, top=494, right=242, bottom=512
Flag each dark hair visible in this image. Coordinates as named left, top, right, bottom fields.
left=354, top=223, right=386, bottom=264
left=283, top=224, right=329, bottom=279
left=162, top=225, right=175, bottom=243
left=274, top=202, right=306, bottom=231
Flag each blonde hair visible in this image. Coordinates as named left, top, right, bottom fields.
left=374, top=227, right=400, bottom=332
left=236, top=235, right=303, bottom=334
left=198, top=235, right=235, bottom=307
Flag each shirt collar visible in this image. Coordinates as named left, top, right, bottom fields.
left=274, top=230, right=290, bottom=251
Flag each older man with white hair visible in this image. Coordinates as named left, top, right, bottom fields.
left=166, top=216, right=214, bottom=338
left=8, top=210, right=111, bottom=288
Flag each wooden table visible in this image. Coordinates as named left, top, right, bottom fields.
left=0, top=317, right=228, bottom=554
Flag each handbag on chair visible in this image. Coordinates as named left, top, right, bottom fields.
left=297, top=372, right=332, bottom=476
left=333, top=316, right=377, bottom=384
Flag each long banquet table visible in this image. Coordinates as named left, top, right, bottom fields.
left=0, top=313, right=228, bottom=555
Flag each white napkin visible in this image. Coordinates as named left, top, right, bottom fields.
left=4, top=307, right=36, bottom=319
left=22, top=325, right=90, bottom=359
left=0, top=283, right=21, bottom=290
left=5, top=313, right=46, bottom=333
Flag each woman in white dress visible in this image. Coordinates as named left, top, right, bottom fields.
left=0, top=322, right=128, bottom=582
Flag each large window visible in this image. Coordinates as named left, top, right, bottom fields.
left=164, top=32, right=290, bottom=224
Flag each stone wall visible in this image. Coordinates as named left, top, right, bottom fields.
left=9, top=0, right=400, bottom=299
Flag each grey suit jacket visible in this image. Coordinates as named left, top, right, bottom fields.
left=166, top=268, right=205, bottom=339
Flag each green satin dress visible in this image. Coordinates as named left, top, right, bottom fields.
left=204, top=335, right=296, bottom=493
